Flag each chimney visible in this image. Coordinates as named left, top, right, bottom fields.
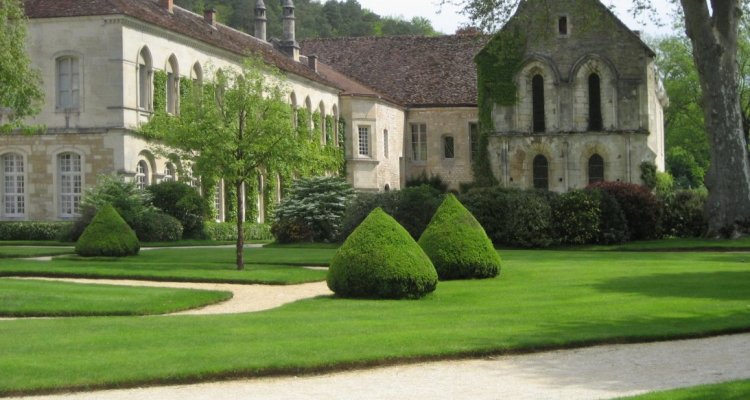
left=160, top=0, right=173, bottom=13
left=280, top=0, right=300, bottom=61
left=308, top=55, right=318, bottom=73
left=254, top=0, right=267, bottom=41
left=204, top=8, right=217, bottom=26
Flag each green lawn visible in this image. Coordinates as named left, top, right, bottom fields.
left=621, top=379, right=750, bottom=399
left=0, top=246, right=73, bottom=258
left=0, top=278, right=232, bottom=317
left=1, top=249, right=749, bottom=396
left=583, top=236, right=750, bottom=251
left=0, top=247, right=330, bottom=284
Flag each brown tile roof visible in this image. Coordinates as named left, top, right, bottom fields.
left=301, top=35, right=489, bottom=107
left=23, top=0, right=337, bottom=89
left=306, top=57, right=401, bottom=107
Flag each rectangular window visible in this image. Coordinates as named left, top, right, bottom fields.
left=444, top=136, right=455, bottom=159
left=59, top=153, right=82, bottom=217
left=139, top=65, right=150, bottom=110
left=358, top=126, right=370, bottom=156
left=558, top=16, right=568, bottom=35
left=3, top=154, right=24, bottom=217
left=56, top=57, right=80, bottom=110
left=411, top=123, right=427, bottom=162
left=469, top=123, right=479, bottom=160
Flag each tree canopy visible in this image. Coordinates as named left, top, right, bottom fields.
left=174, top=0, right=440, bottom=39
left=0, top=0, right=43, bottom=131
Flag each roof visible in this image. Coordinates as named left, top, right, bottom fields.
left=23, top=0, right=337, bottom=89
left=301, top=35, right=490, bottom=107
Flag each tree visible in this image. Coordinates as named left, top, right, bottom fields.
left=444, top=0, right=750, bottom=237
left=0, top=0, right=43, bottom=130
left=142, top=58, right=333, bottom=269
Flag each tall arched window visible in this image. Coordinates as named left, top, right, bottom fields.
left=588, top=73, right=603, bottom=131
left=137, top=48, right=153, bottom=110
left=533, top=155, right=549, bottom=190
left=532, top=74, right=546, bottom=133
left=58, top=152, right=82, bottom=217
left=166, top=55, right=179, bottom=115
left=588, top=154, right=605, bottom=184
left=135, top=161, right=149, bottom=190
left=191, top=62, right=203, bottom=85
left=2, top=153, right=24, bottom=218
left=56, top=56, right=80, bottom=111
left=304, top=96, right=313, bottom=133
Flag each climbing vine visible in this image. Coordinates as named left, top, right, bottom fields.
left=473, top=26, right=527, bottom=186
left=296, top=108, right=311, bottom=138
left=325, top=115, right=335, bottom=144
left=312, top=111, right=322, bottom=142
left=153, top=70, right=167, bottom=114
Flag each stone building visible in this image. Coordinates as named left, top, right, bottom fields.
left=1, top=0, right=665, bottom=222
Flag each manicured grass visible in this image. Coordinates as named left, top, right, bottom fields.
left=585, top=236, right=750, bottom=251
left=1, top=250, right=749, bottom=395
left=621, top=379, right=750, bottom=399
left=0, top=246, right=73, bottom=258
left=0, top=247, right=330, bottom=285
left=0, top=278, right=232, bottom=317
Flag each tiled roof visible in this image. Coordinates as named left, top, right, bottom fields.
left=23, top=0, right=337, bottom=89
left=301, top=35, right=489, bottom=107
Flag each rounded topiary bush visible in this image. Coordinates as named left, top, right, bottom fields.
left=327, top=208, right=438, bottom=299
left=75, top=204, right=140, bottom=257
left=418, top=194, right=501, bottom=280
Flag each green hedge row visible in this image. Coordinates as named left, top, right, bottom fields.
left=203, top=222, right=273, bottom=241
left=0, top=221, right=72, bottom=241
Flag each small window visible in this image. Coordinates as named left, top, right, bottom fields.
left=135, top=160, right=149, bottom=190
left=2, top=153, right=24, bottom=218
left=532, top=74, right=546, bottom=133
left=411, top=123, right=427, bottom=162
left=469, top=123, right=479, bottom=160
left=358, top=126, right=370, bottom=156
left=533, top=155, right=549, bottom=190
left=588, top=154, right=605, bottom=184
left=56, top=56, right=80, bottom=111
left=558, top=16, right=568, bottom=35
left=383, top=129, right=389, bottom=159
left=163, top=163, right=176, bottom=182
left=444, top=136, right=455, bottom=159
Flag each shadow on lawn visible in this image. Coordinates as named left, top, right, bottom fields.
left=595, top=271, right=750, bottom=301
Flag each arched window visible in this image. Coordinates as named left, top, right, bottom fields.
left=163, top=163, right=176, bottom=182
left=304, top=96, right=313, bottom=132
left=2, top=153, right=24, bottom=218
left=532, top=74, right=546, bottom=133
left=588, top=154, right=605, bottom=184
left=135, top=160, right=149, bottom=190
left=58, top=152, right=82, bottom=217
left=588, top=73, right=603, bottom=131
left=137, top=48, right=153, bottom=110
left=166, top=55, right=179, bottom=114
left=533, top=155, right=549, bottom=190
left=56, top=56, right=80, bottom=111
left=191, top=62, right=203, bottom=85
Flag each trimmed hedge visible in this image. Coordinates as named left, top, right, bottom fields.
left=418, top=194, right=501, bottom=280
left=551, top=190, right=601, bottom=245
left=75, top=204, right=139, bottom=257
left=0, top=221, right=72, bottom=241
left=327, top=208, right=438, bottom=299
left=460, top=187, right=554, bottom=247
left=589, top=181, right=662, bottom=240
left=203, top=222, right=273, bottom=241
left=134, top=210, right=183, bottom=242
left=147, top=181, right=210, bottom=239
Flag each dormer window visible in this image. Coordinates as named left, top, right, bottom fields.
left=558, top=16, right=568, bottom=36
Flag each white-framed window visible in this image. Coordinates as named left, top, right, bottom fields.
left=383, top=129, right=389, bottom=159
left=411, top=123, right=427, bottom=162
left=443, top=135, right=455, bottom=159
left=135, top=161, right=149, bottom=190
left=137, top=48, right=153, bottom=110
left=59, top=152, right=82, bottom=218
left=56, top=56, right=80, bottom=111
left=2, top=153, right=24, bottom=218
left=163, top=163, right=176, bottom=182
left=358, top=126, right=370, bottom=156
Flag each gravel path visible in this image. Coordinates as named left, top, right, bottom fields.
left=12, top=333, right=750, bottom=400
left=2, top=277, right=332, bottom=316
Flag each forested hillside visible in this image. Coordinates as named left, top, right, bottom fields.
left=174, top=0, right=440, bottom=39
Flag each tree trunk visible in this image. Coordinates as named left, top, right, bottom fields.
left=235, top=179, right=245, bottom=270
left=681, top=0, right=750, bottom=237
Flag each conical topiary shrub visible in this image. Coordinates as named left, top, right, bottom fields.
left=75, top=203, right=140, bottom=257
left=418, top=194, right=501, bottom=280
left=327, top=208, right=438, bottom=299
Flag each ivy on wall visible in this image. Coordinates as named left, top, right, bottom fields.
left=325, top=115, right=335, bottom=144
left=312, top=111, right=322, bottom=142
left=473, top=26, right=527, bottom=187
left=153, top=70, right=167, bottom=114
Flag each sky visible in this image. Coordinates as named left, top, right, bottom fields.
left=355, top=0, right=679, bottom=38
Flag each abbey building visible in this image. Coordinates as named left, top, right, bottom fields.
left=1, top=0, right=665, bottom=222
